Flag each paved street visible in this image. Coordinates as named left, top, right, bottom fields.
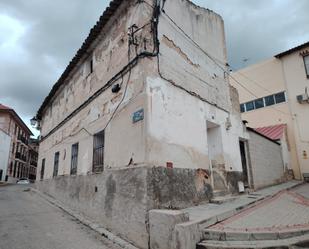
left=211, top=183, right=309, bottom=233
left=0, top=184, right=121, bottom=249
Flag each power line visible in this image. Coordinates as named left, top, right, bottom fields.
left=161, top=10, right=292, bottom=117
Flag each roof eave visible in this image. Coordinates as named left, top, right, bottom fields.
left=36, top=0, right=125, bottom=119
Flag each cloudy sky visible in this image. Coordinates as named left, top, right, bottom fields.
left=0, top=0, right=309, bottom=136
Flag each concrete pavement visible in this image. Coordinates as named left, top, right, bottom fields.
left=0, top=184, right=122, bottom=249
left=198, top=183, right=309, bottom=248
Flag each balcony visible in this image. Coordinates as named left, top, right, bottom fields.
left=30, top=161, right=38, bottom=167
left=15, top=152, right=21, bottom=159
left=15, top=152, right=27, bottom=162
left=17, top=135, right=29, bottom=145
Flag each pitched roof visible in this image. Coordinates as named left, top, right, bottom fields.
left=275, top=41, right=309, bottom=58
left=36, top=0, right=125, bottom=119
left=0, top=103, right=33, bottom=135
left=0, top=103, right=13, bottom=110
left=254, top=124, right=286, bottom=141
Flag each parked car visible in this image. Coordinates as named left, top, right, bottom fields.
left=16, top=178, right=30, bottom=185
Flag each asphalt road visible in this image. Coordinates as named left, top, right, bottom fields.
left=0, top=184, right=122, bottom=249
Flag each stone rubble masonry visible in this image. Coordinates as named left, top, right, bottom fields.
left=35, top=165, right=213, bottom=249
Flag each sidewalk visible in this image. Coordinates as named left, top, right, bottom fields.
left=184, top=180, right=302, bottom=226
left=173, top=180, right=304, bottom=249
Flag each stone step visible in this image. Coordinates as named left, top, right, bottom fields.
left=202, top=228, right=309, bottom=241
left=196, top=234, right=309, bottom=249
left=212, top=190, right=229, bottom=198
left=210, top=195, right=238, bottom=204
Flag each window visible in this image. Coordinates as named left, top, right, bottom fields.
left=254, top=98, right=264, bottom=109
left=86, top=58, right=93, bottom=76
left=245, top=101, right=255, bottom=111
left=274, top=92, right=286, bottom=104
left=13, top=161, right=17, bottom=177
left=41, top=159, right=45, bottom=180
left=304, top=55, right=309, bottom=77
left=265, top=95, right=275, bottom=106
left=240, top=104, right=245, bottom=113
left=12, top=143, right=15, bottom=154
left=70, top=143, right=79, bottom=175
left=93, top=130, right=105, bottom=173
left=53, top=152, right=60, bottom=177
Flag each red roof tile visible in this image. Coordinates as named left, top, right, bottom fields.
left=254, top=124, right=287, bottom=141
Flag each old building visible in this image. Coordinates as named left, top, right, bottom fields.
left=28, top=138, right=39, bottom=181
left=231, top=41, right=309, bottom=180
left=34, top=0, right=246, bottom=191
left=32, top=0, right=286, bottom=248
left=0, top=104, right=35, bottom=182
left=0, top=129, right=11, bottom=181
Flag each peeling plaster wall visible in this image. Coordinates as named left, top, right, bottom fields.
left=37, top=0, right=156, bottom=178
left=158, top=0, right=231, bottom=112
left=145, top=77, right=245, bottom=175
left=38, top=0, right=246, bottom=191
left=40, top=0, right=154, bottom=136
left=38, top=64, right=150, bottom=179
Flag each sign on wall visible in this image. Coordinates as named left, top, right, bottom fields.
left=132, top=109, right=144, bottom=123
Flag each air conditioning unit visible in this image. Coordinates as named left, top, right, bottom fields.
left=296, top=94, right=309, bottom=104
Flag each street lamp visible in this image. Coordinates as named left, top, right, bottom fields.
left=30, top=117, right=37, bottom=127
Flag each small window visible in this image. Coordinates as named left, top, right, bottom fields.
left=264, top=95, right=275, bottom=106
left=41, top=159, right=45, bottom=180
left=245, top=101, right=255, bottom=111
left=53, top=152, right=60, bottom=177
left=86, top=58, right=93, bottom=76
left=70, top=143, right=79, bottom=175
left=254, top=98, right=264, bottom=109
left=304, top=55, right=309, bottom=77
left=240, top=104, right=245, bottom=113
left=274, top=92, right=286, bottom=104
left=93, top=130, right=105, bottom=173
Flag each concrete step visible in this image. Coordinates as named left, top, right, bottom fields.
left=196, top=234, right=309, bottom=249
left=202, top=228, right=309, bottom=241
left=212, top=190, right=229, bottom=198
left=210, top=195, right=238, bottom=204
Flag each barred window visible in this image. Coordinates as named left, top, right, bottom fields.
left=93, top=130, right=104, bottom=173
left=70, top=143, right=79, bottom=175
left=41, top=159, right=45, bottom=180
left=53, top=152, right=59, bottom=177
left=304, top=55, right=309, bottom=77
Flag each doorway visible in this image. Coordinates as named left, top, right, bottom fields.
left=239, top=140, right=249, bottom=188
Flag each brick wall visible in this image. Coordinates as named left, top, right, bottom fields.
left=248, top=130, right=285, bottom=189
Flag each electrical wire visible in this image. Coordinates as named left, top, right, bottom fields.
left=161, top=9, right=292, bottom=117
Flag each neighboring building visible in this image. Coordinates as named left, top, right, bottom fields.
left=231, top=41, right=309, bottom=179
left=0, top=129, right=11, bottom=181
left=28, top=138, right=39, bottom=181
left=34, top=0, right=248, bottom=194
left=0, top=104, right=34, bottom=182
left=245, top=127, right=285, bottom=189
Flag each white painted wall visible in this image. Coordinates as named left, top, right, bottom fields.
left=145, top=77, right=245, bottom=172
left=0, top=130, right=11, bottom=181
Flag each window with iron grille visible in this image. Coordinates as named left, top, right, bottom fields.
left=70, top=143, right=79, bottom=175
left=41, top=159, right=45, bottom=180
left=53, top=152, right=59, bottom=177
left=304, top=55, right=309, bottom=78
left=93, top=130, right=104, bottom=173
